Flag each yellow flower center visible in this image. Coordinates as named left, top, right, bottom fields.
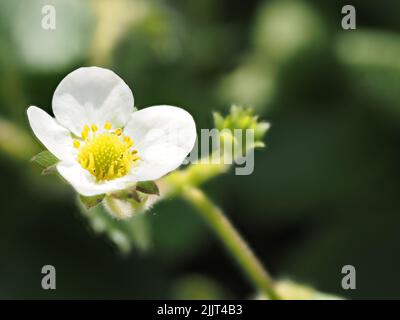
left=74, top=122, right=139, bottom=182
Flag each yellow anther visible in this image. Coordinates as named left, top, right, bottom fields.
left=73, top=140, right=80, bottom=149
left=76, top=130, right=139, bottom=182
left=104, top=122, right=112, bottom=130
left=115, top=128, right=122, bottom=136
left=82, top=125, right=90, bottom=140
left=91, top=124, right=98, bottom=133
left=124, top=136, right=133, bottom=147
left=132, top=150, right=138, bottom=155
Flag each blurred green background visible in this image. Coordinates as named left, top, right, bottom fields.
left=1, top=0, right=399, bottom=299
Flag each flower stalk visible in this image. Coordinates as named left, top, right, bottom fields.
left=160, top=107, right=279, bottom=298
left=182, top=186, right=280, bottom=300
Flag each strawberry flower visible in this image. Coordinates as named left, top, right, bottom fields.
left=27, top=67, right=196, bottom=196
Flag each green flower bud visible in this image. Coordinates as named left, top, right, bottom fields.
left=213, top=105, right=270, bottom=154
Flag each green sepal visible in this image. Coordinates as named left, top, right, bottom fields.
left=129, top=189, right=142, bottom=203
left=41, top=164, right=58, bottom=175
left=31, top=150, right=59, bottom=168
left=79, top=194, right=105, bottom=210
left=136, top=181, right=160, bottom=195
left=212, top=111, right=225, bottom=130
left=111, top=188, right=144, bottom=203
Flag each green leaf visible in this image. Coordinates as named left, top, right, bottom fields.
left=136, top=181, right=160, bottom=195
left=79, top=194, right=105, bottom=210
left=31, top=150, right=59, bottom=168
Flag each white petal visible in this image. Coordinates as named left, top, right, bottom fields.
left=52, top=66, right=134, bottom=136
left=57, top=162, right=136, bottom=196
left=124, top=105, right=196, bottom=181
left=27, top=106, right=75, bottom=162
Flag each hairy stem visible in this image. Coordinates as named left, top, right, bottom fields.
left=182, top=186, right=280, bottom=300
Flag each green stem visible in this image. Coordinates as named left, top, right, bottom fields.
left=182, top=186, right=280, bottom=300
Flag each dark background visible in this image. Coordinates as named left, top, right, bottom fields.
left=0, top=0, right=399, bottom=299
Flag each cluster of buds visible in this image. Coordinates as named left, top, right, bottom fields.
left=213, top=105, right=270, bottom=156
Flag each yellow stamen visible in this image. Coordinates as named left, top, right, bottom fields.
left=91, top=124, right=98, bottom=133
left=124, top=136, right=133, bottom=147
left=73, top=140, right=80, bottom=149
left=104, top=122, right=112, bottom=130
left=82, top=125, right=90, bottom=140
left=76, top=123, right=139, bottom=182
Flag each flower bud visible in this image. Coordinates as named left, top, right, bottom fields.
left=213, top=105, right=270, bottom=154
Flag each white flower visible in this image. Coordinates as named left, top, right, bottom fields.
left=27, top=67, right=196, bottom=196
